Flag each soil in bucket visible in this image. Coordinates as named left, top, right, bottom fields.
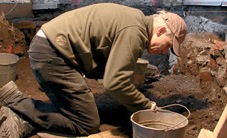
left=131, top=104, right=189, bottom=138
left=0, top=53, right=19, bottom=87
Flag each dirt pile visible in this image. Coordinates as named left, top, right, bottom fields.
left=141, top=33, right=227, bottom=138
left=177, top=33, right=227, bottom=91
left=0, top=12, right=26, bottom=55
left=0, top=14, right=226, bottom=137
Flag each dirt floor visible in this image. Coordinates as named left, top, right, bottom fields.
left=15, top=55, right=227, bottom=138
left=1, top=13, right=227, bottom=138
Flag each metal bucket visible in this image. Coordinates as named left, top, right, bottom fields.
left=131, top=104, right=190, bottom=138
left=0, top=53, right=19, bottom=87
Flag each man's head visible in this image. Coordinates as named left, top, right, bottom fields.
left=147, top=11, right=187, bottom=56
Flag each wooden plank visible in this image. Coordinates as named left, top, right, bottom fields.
left=213, top=105, right=227, bottom=138
left=197, top=128, right=213, bottom=138
left=37, top=132, right=79, bottom=138
left=37, top=129, right=128, bottom=138
left=198, top=105, right=227, bottom=138
left=88, top=129, right=128, bottom=138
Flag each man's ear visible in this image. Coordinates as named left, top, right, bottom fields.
left=157, top=27, right=167, bottom=36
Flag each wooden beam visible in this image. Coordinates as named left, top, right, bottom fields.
left=198, top=128, right=213, bottom=138
left=213, top=105, right=227, bottom=138
left=198, top=105, right=227, bottom=138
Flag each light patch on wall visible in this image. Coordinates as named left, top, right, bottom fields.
left=184, top=0, right=223, bottom=6
left=222, top=0, right=227, bottom=6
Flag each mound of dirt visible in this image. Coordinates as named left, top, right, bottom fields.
left=0, top=12, right=26, bottom=55
left=171, top=33, right=227, bottom=138
left=0, top=13, right=226, bottom=137
left=15, top=33, right=226, bottom=138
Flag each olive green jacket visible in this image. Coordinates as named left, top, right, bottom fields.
left=41, top=3, right=153, bottom=112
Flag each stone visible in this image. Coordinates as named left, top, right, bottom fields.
left=199, top=72, right=213, bottom=81
left=222, top=85, right=227, bottom=94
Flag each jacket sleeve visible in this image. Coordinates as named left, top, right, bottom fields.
left=103, top=27, right=152, bottom=112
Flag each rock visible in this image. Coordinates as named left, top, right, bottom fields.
left=222, top=85, right=227, bottom=95
left=216, top=63, right=227, bottom=86
left=199, top=72, right=213, bottom=81
left=145, top=64, right=160, bottom=77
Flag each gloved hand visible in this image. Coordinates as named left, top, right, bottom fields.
left=150, top=102, right=158, bottom=111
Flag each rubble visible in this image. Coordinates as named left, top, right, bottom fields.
left=185, top=16, right=227, bottom=33
left=0, top=12, right=27, bottom=55
left=177, top=33, right=227, bottom=88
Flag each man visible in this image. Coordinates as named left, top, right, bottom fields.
left=0, top=3, right=187, bottom=137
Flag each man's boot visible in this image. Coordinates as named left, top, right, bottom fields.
left=0, top=81, right=22, bottom=106
left=0, top=106, right=34, bottom=138
left=0, top=81, right=35, bottom=137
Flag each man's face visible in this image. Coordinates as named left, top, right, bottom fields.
left=147, top=32, right=173, bottom=54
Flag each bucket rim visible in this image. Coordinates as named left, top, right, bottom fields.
left=0, top=53, right=19, bottom=65
left=130, top=108, right=189, bottom=131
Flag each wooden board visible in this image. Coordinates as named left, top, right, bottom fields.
left=198, top=105, right=227, bottom=138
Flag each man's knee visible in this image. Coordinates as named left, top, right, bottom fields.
left=86, top=119, right=100, bottom=134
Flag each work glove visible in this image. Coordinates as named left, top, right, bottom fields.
left=150, top=102, right=158, bottom=111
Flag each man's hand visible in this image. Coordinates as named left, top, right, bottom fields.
left=150, top=102, right=158, bottom=111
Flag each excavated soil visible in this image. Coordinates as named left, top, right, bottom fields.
left=15, top=39, right=227, bottom=138
left=15, top=57, right=227, bottom=138
left=1, top=14, right=227, bottom=138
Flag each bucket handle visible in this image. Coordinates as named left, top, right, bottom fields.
left=158, top=104, right=191, bottom=131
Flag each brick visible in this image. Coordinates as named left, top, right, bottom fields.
left=199, top=72, right=213, bottom=81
